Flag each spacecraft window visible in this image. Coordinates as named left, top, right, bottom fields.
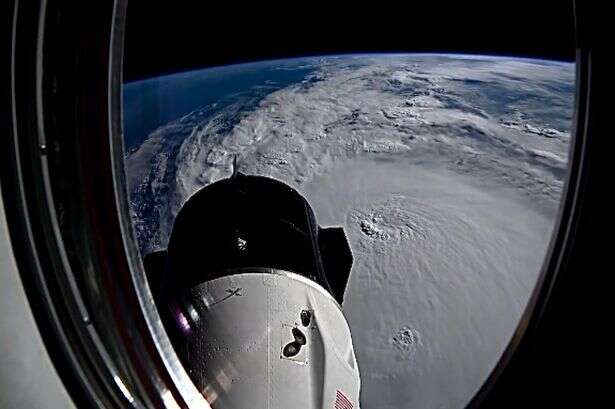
left=122, top=51, right=576, bottom=409
left=119, top=3, right=578, bottom=409
left=2, top=1, right=591, bottom=409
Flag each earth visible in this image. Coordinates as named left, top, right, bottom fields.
left=123, top=54, right=574, bottom=409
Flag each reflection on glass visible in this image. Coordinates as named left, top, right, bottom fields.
left=123, top=54, right=575, bottom=409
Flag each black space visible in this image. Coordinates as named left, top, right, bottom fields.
left=124, top=1, right=576, bottom=82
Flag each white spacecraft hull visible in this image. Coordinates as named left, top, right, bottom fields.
left=177, top=269, right=360, bottom=409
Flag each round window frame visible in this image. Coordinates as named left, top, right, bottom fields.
left=1, top=1, right=601, bottom=408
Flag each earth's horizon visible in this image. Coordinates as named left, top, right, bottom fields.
left=124, top=53, right=574, bottom=409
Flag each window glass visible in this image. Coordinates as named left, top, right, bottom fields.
left=123, top=53, right=575, bottom=409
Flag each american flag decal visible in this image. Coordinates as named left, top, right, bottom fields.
left=335, top=389, right=353, bottom=409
